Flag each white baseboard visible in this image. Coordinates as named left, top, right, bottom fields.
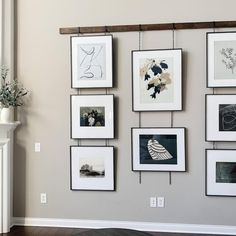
left=12, top=217, right=236, bottom=235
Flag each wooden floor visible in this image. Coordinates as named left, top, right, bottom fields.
left=2, top=226, right=228, bottom=236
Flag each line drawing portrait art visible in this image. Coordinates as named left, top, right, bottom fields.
left=219, top=104, right=236, bottom=131
left=77, top=43, right=106, bottom=81
left=139, top=57, right=174, bottom=104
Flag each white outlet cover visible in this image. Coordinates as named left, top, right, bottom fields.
left=35, top=142, right=41, bottom=152
left=40, top=193, right=47, bottom=204
left=157, top=197, right=165, bottom=208
left=150, top=197, right=157, bottom=208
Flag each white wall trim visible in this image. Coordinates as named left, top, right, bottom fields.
left=12, top=217, right=236, bottom=235
left=0, top=0, right=14, bottom=78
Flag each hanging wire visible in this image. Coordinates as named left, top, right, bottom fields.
left=168, top=25, right=176, bottom=185
left=170, top=25, right=175, bottom=128
left=212, top=24, right=216, bottom=150
left=172, top=24, right=175, bottom=49
left=105, top=88, right=109, bottom=147
left=213, top=21, right=216, bottom=33
left=138, top=26, right=142, bottom=184
left=105, top=26, right=108, bottom=36
left=105, top=27, right=109, bottom=147
left=77, top=29, right=81, bottom=146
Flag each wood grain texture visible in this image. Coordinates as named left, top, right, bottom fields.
left=59, top=20, right=236, bottom=34
left=4, top=226, right=229, bottom=236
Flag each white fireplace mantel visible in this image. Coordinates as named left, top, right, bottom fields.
left=0, top=121, right=20, bottom=233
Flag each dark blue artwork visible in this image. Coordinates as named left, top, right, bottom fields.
left=219, top=104, right=236, bottom=131
left=216, top=162, right=236, bottom=183
left=139, top=134, right=177, bottom=165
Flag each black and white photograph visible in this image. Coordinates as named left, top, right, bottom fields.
left=132, top=127, right=186, bottom=171
left=71, top=35, right=113, bottom=88
left=207, top=31, right=236, bottom=87
left=206, top=149, right=236, bottom=196
left=70, top=146, right=115, bottom=191
left=206, top=94, right=236, bottom=141
left=80, top=106, right=105, bottom=127
left=79, top=156, right=105, bottom=178
left=71, top=94, right=114, bottom=139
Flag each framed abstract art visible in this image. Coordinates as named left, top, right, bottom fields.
left=206, top=149, right=236, bottom=196
left=71, top=35, right=113, bottom=88
left=206, top=94, right=236, bottom=141
left=131, top=127, right=186, bottom=171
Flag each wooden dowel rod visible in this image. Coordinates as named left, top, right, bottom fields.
left=59, top=20, right=236, bottom=35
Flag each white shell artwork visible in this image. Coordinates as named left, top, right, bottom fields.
left=147, top=139, right=173, bottom=160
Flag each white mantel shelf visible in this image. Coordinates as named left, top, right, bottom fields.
left=0, top=121, right=20, bottom=233
left=0, top=121, right=21, bottom=137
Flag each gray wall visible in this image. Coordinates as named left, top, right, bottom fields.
left=14, top=0, right=236, bottom=225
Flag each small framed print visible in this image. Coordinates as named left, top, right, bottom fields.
left=206, top=149, right=236, bottom=197
left=206, top=94, right=236, bottom=141
left=70, top=35, right=113, bottom=88
left=70, top=94, right=114, bottom=139
left=132, top=49, right=182, bottom=111
left=131, top=127, right=186, bottom=172
left=70, top=146, right=115, bottom=191
left=207, top=31, right=236, bottom=87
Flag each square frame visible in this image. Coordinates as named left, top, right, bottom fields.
left=70, top=94, right=114, bottom=139
left=205, top=94, right=236, bottom=141
left=131, top=127, right=186, bottom=171
left=132, top=49, right=182, bottom=111
left=70, top=35, right=113, bottom=88
left=207, top=31, right=236, bottom=87
left=70, top=146, right=115, bottom=191
left=206, top=149, right=236, bottom=197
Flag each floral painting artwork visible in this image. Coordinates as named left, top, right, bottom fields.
left=219, top=47, right=236, bottom=74
left=207, top=32, right=236, bottom=87
left=132, top=49, right=182, bottom=111
left=139, top=57, right=173, bottom=104
left=214, top=40, right=236, bottom=80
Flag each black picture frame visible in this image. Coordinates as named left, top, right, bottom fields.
left=206, top=149, right=236, bottom=197
left=70, top=146, right=115, bottom=191
left=131, top=127, right=186, bottom=172
left=70, top=94, right=114, bottom=139
left=207, top=31, right=236, bottom=88
left=205, top=94, right=236, bottom=141
left=132, top=48, right=182, bottom=111
left=70, top=34, right=113, bottom=88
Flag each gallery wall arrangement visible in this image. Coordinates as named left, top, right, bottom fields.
left=61, top=20, right=236, bottom=196
left=206, top=31, right=236, bottom=197
left=69, top=34, right=115, bottom=191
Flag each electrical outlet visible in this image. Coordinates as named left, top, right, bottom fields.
left=157, top=197, right=165, bottom=208
left=150, top=197, right=157, bottom=208
left=40, top=193, right=47, bottom=204
left=35, top=142, right=41, bottom=152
